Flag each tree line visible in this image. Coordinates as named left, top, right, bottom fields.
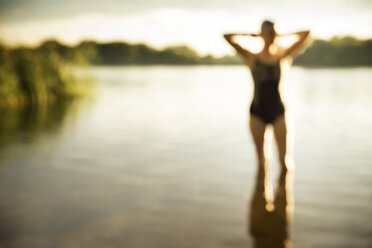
left=26, top=36, right=372, bottom=66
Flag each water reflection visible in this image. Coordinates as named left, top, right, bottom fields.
left=248, top=167, right=294, bottom=248
left=0, top=99, right=83, bottom=151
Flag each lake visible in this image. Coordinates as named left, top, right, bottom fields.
left=0, top=65, right=371, bottom=248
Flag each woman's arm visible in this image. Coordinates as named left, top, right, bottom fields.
left=279, top=31, right=312, bottom=58
left=223, top=33, right=259, bottom=56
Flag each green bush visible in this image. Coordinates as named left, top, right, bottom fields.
left=0, top=41, right=95, bottom=108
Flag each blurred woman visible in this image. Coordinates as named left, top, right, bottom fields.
left=223, top=20, right=311, bottom=171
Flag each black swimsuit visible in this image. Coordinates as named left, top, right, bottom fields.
left=249, top=58, right=285, bottom=123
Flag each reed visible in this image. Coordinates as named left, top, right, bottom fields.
left=0, top=42, right=95, bottom=108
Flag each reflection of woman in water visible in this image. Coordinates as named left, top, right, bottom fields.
left=249, top=166, right=294, bottom=248
left=223, top=20, right=311, bottom=171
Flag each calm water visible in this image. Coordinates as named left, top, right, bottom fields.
left=0, top=66, right=371, bottom=248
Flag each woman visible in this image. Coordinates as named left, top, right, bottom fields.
left=223, top=20, right=311, bottom=171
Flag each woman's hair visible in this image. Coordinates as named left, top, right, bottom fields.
left=261, top=20, right=275, bottom=33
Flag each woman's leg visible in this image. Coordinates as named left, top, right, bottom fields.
left=273, top=114, right=294, bottom=171
left=249, top=115, right=268, bottom=169
left=250, top=115, right=275, bottom=210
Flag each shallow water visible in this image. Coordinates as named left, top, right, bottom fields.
left=0, top=66, right=371, bottom=248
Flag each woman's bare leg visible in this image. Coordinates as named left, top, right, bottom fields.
left=249, top=115, right=268, bottom=169
left=273, top=114, right=295, bottom=171
left=249, top=115, right=275, bottom=210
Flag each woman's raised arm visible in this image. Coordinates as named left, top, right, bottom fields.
left=279, top=31, right=312, bottom=58
left=223, top=33, right=258, bottom=58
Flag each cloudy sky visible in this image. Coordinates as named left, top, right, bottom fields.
left=0, top=0, right=371, bottom=56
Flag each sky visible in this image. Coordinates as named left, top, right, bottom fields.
left=0, top=0, right=371, bottom=56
